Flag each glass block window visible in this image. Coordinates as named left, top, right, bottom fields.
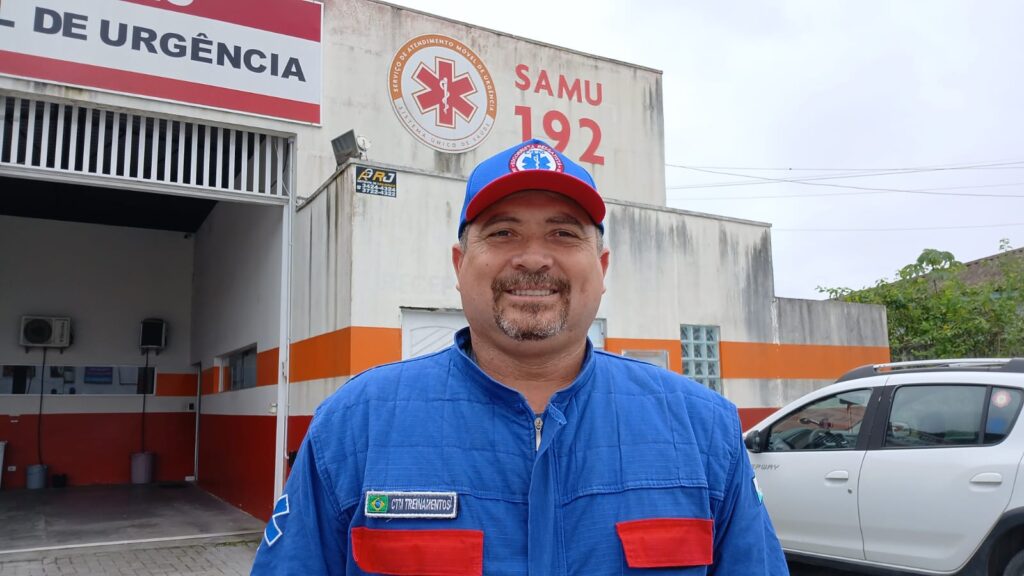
left=682, top=325, right=721, bottom=392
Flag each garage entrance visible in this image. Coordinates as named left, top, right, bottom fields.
left=0, top=92, right=293, bottom=551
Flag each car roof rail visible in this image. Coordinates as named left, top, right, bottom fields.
left=836, top=358, right=1024, bottom=382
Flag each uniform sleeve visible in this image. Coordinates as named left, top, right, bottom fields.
left=709, top=417, right=789, bottom=575
left=250, top=422, right=350, bottom=576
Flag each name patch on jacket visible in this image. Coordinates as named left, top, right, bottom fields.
left=364, top=491, right=458, bottom=519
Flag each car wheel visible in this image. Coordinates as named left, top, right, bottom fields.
left=1004, top=549, right=1024, bottom=576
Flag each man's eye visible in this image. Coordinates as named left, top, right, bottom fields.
left=490, top=230, right=513, bottom=237
left=554, top=230, right=579, bottom=238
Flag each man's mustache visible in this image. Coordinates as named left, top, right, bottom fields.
left=491, top=272, right=570, bottom=298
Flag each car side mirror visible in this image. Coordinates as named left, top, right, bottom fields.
left=744, top=429, right=763, bottom=453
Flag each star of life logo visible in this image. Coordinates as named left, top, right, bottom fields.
left=263, top=494, right=290, bottom=547
left=509, top=143, right=564, bottom=173
left=389, top=34, right=497, bottom=153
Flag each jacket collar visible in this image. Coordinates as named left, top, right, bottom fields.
left=450, top=327, right=596, bottom=416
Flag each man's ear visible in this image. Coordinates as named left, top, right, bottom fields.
left=600, top=247, right=610, bottom=293
left=452, top=243, right=464, bottom=291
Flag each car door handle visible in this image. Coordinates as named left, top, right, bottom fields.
left=970, top=473, right=1003, bottom=485
left=824, top=470, right=849, bottom=481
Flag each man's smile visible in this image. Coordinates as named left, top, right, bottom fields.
left=506, top=288, right=558, bottom=297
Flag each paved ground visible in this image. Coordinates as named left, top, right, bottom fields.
left=0, top=484, right=264, bottom=576
left=0, top=484, right=263, bottom=553
left=0, top=538, right=259, bottom=576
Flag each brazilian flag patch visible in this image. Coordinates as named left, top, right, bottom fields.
left=366, top=493, right=390, bottom=515
left=364, top=491, right=458, bottom=519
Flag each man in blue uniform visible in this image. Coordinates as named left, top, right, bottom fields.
left=251, top=139, right=788, bottom=575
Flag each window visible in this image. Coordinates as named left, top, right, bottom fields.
left=681, top=325, right=720, bottom=392
left=766, top=389, right=872, bottom=451
left=621, top=349, right=669, bottom=370
left=885, top=385, right=1021, bottom=448
left=227, top=347, right=257, bottom=391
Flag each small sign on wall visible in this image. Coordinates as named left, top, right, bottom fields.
left=83, top=366, right=113, bottom=384
left=355, top=165, right=397, bottom=198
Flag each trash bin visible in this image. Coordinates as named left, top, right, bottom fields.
left=27, top=464, right=47, bottom=490
left=131, top=452, right=154, bottom=484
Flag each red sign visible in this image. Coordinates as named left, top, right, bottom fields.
left=0, top=0, right=322, bottom=124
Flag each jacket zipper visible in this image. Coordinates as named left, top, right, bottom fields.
left=534, top=416, right=543, bottom=452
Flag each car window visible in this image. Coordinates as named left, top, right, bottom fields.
left=985, top=387, right=1023, bottom=444
left=766, top=389, right=872, bottom=451
left=884, top=385, right=987, bottom=448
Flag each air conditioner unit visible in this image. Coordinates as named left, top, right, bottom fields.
left=19, top=316, right=72, bottom=348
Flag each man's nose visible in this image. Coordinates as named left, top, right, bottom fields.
left=510, top=238, right=553, bottom=271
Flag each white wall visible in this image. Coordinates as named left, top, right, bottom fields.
left=602, top=201, right=777, bottom=342
left=291, top=175, right=354, bottom=341
left=0, top=215, right=194, bottom=382
left=190, top=202, right=282, bottom=367
left=347, top=169, right=465, bottom=328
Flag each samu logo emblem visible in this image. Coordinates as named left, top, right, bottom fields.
left=388, top=34, right=497, bottom=153
left=263, top=494, right=290, bottom=547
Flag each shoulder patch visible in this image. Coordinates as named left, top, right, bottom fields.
left=264, top=494, right=290, bottom=547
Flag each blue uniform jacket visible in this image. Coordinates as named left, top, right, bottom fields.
left=252, top=329, right=787, bottom=575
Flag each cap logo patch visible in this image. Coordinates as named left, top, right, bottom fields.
left=509, top=143, right=564, bottom=173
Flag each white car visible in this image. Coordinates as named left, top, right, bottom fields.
left=745, top=358, right=1024, bottom=576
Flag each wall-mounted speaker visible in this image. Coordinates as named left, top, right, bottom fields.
left=140, top=318, right=167, bottom=351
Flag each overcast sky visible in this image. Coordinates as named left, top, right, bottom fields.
left=388, top=0, right=1024, bottom=299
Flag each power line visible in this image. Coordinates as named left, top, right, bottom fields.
left=775, top=222, right=1024, bottom=232
left=667, top=165, right=1024, bottom=198
left=665, top=160, right=1024, bottom=190
left=669, top=181, right=1024, bottom=200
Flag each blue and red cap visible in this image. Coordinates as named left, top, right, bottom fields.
left=458, top=139, right=605, bottom=238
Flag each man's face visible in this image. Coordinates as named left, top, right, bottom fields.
left=452, top=190, right=609, bottom=348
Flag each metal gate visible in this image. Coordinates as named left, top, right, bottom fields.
left=0, top=94, right=292, bottom=204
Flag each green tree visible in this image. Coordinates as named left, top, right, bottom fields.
left=819, top=242, right=1024, bottom=361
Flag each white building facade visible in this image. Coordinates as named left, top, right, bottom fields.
left=0, top=0, right=887, bottom=519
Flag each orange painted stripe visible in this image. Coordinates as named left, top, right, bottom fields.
left=290, top=327, right=402, bottom=383
left=257, top=348, right=279, bottom=387
left=289, top=329, right=350, bottom=383
left=348, top=327, right=402, bottom=374
left=201, top=366, right=221, bottom=395
left=156, top=373, right=198, bottom=397
left=604, top=338, right=682, bottom=374
left=720, top=341, right=890, bottom=380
